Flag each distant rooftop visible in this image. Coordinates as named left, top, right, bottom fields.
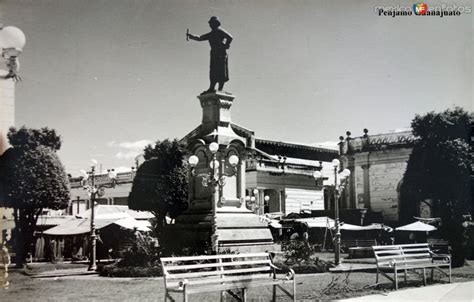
left=255, top=138, right=338, bottom=162
left=340, top=130, right=416, bottom=154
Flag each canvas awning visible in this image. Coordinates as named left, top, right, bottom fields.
left=77, top=205, right=153, bottom=220
left=294, top=217, right=335, bottom=228
left=43, top=213, right=151, bottom=236
left=292, top=218, right=393, bottom=232
left=269, top=220, right=283, bottom=229
left=395, top=221, right=437, bottom=232
left=340, top=223, right=393, bottom=232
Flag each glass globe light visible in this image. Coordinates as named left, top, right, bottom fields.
left=0, top=26, right=26, bottom=50
left=331, top=159, right=340, bottom=167
left=264, top=195, right=270, bottom=202
left=245, top=196, right=251, bottom=201
left=80, top=169, right=89, bottom=179
left=250, top=196, right=256, bottom=202
left=208, top=142, right=219, bottom=153
left=253, top=188, right=259, bottom=195
left=342, top=169, right=351, bottom=178
left=313, top=171, right=322, bottom=179
left=209, top=159, right=220, bottom=170
left=228, top=155, right=239, bottom=167
left=188, top=155, right=199, bottom=167
left=90, top=159, right=98, bottom=167
left=108, top=169, right=117, bottom=179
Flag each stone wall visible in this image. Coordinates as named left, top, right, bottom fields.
left=347, top=147, right=412, bottom=223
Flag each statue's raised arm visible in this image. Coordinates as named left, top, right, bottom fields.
left=187, top=16, right=233, bottom=94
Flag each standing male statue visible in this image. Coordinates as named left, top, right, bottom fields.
left=187, top=16, right=233, bottom=94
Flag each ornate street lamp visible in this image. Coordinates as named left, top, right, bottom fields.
left=313, top=159, right=351, bottom=267
left=188, top=142, right=241, bottom=251
left=188, top=142, right=239, bottom=190
left=244, top=189, right=269, bottom=215
left=0, top=25, right=26, bottom=81
left=80, top=160, right=117, bottom=271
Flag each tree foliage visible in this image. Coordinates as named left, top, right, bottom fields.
left=0, top=127, right=70, bottom=265
left=7, top=126, right=62, bottom=151
left=128, top=139, right=188, bottom=241
left=400, top=107, right=472, bottom=266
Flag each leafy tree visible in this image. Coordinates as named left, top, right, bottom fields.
left=0, top=127, right=70, bottom=265
left=128, top=139, right=188, bottom=243
left=7, top=126, right=62, bottom=150
left=400, top=107, right=472, bottom=267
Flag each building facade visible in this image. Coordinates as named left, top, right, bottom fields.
left=339, top=129, right=416, bottom=224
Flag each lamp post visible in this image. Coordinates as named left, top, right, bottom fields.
left=188, top=142, right=240, bottom=251
left=244, top=189, right=269, bottom=215
left=0, top=25, right=25, bottom=156
left=188, top=142, right=240, bottom=191
left=313, top=159, right=351, bottom=267
left=0, top=25, right=25, bottom=81
left=80, top=161, right=117, bottom=271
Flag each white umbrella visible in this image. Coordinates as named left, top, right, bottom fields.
left=395, top=221, right=437, bottom=232
left=294, top=217, right=335, bottom=228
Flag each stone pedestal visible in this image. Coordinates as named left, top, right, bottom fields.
left=0, top=77, right=14, bottom=155
left=168, top=92, right=276, bottom=253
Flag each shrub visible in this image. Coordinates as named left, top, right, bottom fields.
left=118, top=232, right=160, bottom=267
left=99, top=264, right=162, bottom=277
left=281, top=240, right=316, bottom=265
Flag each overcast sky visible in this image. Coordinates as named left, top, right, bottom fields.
left=0, top=0, right=472, bottom=174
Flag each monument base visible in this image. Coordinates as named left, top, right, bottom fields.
left=165, top=208, right=279, bottom=254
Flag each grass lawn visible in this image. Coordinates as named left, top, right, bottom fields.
left=2, top=261, right=474, bottom=301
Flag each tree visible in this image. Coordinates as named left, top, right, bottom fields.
left=400, top=107, right=472, bottom=267
left=0, top=127, right=70, bottom=265
left=128, top=139, right=188, bottom=243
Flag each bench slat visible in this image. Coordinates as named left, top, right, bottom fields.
left=166, top=274, right=273, bottom=288
left=402, top=248, right=431, bottom=253
left=395, top=243, right=430, bottom=248
left=374, top=250, right=403, bottom=254
left=164, top=259, right=271, bottom=271
left=376, top=253, right=431, bottom=260
left=166, top=266, right=271, bottom=279
left=373, top=246, right=401, bottom=250
left=161, top=253, right=269, bottom=262
left=374, top=251, right=403, bottom=256
left=379, top=262, right=450, bottom=270
left=184, top=279, right=294, bottom=294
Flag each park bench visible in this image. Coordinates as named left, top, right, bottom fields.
left=372, top=243, right=451, bottom=290
left=161, top=252, right=296, bottom=302
left=342, top=239, right=377, bottom=258
left=427, top=238, right=451, bottom=255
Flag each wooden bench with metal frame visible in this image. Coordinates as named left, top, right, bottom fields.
left=372, top=243, right=451, bottom=290
left=161, top=252, right=296, bottom=302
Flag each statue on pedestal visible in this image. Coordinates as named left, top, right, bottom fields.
left=187, top=16, right=233, bottom=94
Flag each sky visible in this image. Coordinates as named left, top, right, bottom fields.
left=0, top=0, right=472, bottom=175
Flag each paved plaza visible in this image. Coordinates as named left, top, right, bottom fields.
left=2, top=261, right=474, bottom=301
left=342, top=281, right=474, bottom=302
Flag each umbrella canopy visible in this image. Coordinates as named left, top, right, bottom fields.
left=294, top=217, right=335, bottom=228
left=340, top=223, right=393, bottom=232
left=269, top=220, right=283, bottom=229
left=44, top=212, right=151, bottom=236
left=77, top=205, right=153, bottom=220
left=395, top=221, right=437, bottom=232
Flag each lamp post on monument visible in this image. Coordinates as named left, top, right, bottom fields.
left=245, top=189, right=269, bottom=215
left=80, top=160, right=117, bottom=271
left=188, top=142, right=240, bottom=251
left=0, top=25, right=25, bottom=81
left=0, top=25, right=25, bottom=156
left=313, top=159, right=350, bottom=267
